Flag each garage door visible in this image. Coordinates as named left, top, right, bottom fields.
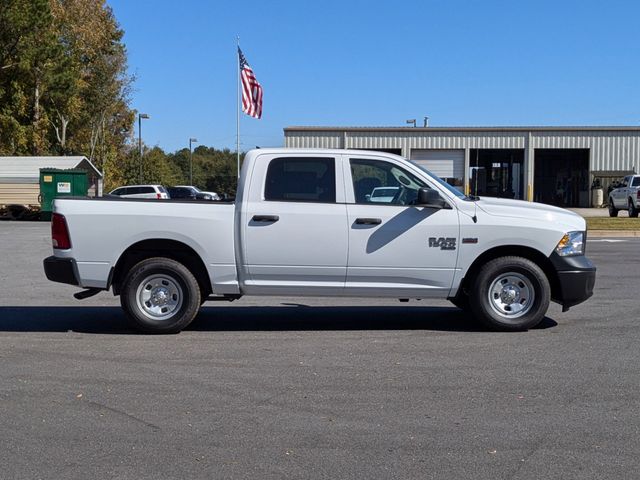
left=410, top=149, right=465, bottom=180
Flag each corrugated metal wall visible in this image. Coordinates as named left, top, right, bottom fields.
left=345, top=131, right=527, bottom=150
left=0, top=183, right=39, bottom=205
left=531, top=131, right=640, bottom=171
left=285, top=131, right=343, bottom=149
left=285, top=129, right=640, bottom=172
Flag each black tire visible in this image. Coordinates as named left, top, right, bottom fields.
left=628, top=199, right=639, bottom=218
left=120, top=257, right=201, bottom=334
left=608, top=199, right=618, bottom=217
left=469, top=256, right=550, bottom=331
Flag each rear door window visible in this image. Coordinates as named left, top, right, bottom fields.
left=632, top=177, right=640, bottom=187
left=264, top=157, right=336, bottom=203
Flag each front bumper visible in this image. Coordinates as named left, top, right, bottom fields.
left=549, top=253, right=596, bottom=311
left=43, top=256, right=79, bottom=286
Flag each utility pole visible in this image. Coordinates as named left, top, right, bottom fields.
left=189, top=137, right=198, bottom=185
left=138, top=113, right=150, bottom=183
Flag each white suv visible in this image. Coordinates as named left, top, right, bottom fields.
left=109, top=185, right=169, bottom=199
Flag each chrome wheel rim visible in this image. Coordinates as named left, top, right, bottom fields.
left=136, top=274, right=183, bottom=320
left=488, top=272, right=535, bottom=319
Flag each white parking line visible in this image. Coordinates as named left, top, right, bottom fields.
left=587, top=239, right=628, bottom=243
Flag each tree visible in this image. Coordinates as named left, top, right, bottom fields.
left=0, top=0, right=61, bottom=154
left=48, top=0, right=134, bottom=164
left=167, top=146, right=242, bottom=196
left=0, top=0, right=134, bottom=176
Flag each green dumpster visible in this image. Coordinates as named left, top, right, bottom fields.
left=39, top=168, right=88, bottom=221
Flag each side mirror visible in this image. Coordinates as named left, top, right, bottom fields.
left=417, top=187, right=444, bottom=208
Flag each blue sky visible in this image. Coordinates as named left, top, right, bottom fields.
left=107, top=0, right=640, bottom=153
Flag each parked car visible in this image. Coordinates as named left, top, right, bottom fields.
left=367, top=186, right=400, bottom=203
left=167, top=186, right=197, bottom=200
left=109, top=185, right=169, bottom=199
left=174, top=185, right=220, bottom=201
left=608, top=175, right=640, bottom=217
left=44, top=148, right=595, bottom=334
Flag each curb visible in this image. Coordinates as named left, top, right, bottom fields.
left=588, top=230, right=640, bottom=238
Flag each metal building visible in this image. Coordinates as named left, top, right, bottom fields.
left=0, top=156, right=103, bottom=206
left=284, top=126, right=640, bottom=207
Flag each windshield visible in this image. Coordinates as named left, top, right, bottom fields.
left=410, top=162, right=467, bottom=199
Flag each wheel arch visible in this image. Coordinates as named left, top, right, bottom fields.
left=456, top=245, right=560, bottom=301
left=111, top=239, right=211, bottom=297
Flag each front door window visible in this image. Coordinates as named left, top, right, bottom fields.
left=350, top=158, right=426, bottom=206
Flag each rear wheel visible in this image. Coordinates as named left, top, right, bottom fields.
left=628, top=199, right=639, bottom=218
left=469, top=256, right=550, bottom=331
left=120, top=257, right=201, bottom=334
left=608, top=199, right=618, bottom=217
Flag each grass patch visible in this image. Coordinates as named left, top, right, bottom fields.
left=586, top=217, right=640, bottom=231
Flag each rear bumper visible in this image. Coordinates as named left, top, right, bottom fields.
left=550, top=253, right=596, bottom=311
left=43, top=256, right=79, bottom=286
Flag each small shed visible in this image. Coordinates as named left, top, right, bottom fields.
left=0, top=156, right=103, bottom=206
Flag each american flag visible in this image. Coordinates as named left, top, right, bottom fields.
left=238, top=47, right=263, bottom=119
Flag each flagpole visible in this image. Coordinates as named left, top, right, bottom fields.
left=236, top=36, right=240, bottom=179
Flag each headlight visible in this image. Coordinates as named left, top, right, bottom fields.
left=555, top=231, right=585, bottom=256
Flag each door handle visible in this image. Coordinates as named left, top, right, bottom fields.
left=252, top=215, right=279, bottom=223
left=355, top=217, right=382, bottom=225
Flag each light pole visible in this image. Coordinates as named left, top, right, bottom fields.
left=138, top=113, right=149, bottom=183
left=189, top=137, right=198, bottom=185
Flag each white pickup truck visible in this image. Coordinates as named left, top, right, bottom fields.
left=44, top=148, right=596, bottom=333
left=608, top=174, right=640, bottom=217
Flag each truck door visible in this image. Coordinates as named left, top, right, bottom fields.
left=614, top=177, right=629, bottom=207
left=241, top=154, right=348, bottom=295
left=344, top=156, right=459, bottom=297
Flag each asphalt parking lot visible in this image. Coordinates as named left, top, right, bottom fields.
left=0, top=222, right=638, bottom=479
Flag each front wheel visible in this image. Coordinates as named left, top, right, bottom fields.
left=629, top=200, right=639, bottom=218
left=469, top=256, right=550, bottom=331
left=120, top=257, right=201, bottom=334
left=608, top=199, right=618, bottom=217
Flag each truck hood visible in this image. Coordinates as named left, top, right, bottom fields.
left=474, top=197, right=586, bottom=231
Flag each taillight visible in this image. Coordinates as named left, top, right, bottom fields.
left=51, top=213, right=71, bottom=249
left=157, top=193, right=161, bottom=199
left=637, top=190, right=640, bottom=200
